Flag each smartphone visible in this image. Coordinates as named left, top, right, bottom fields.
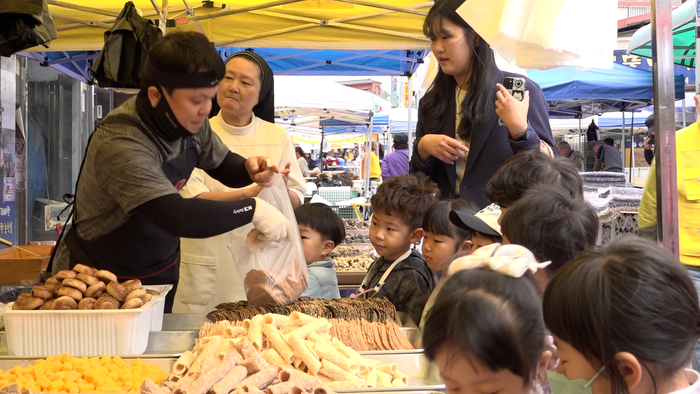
left=499, top=77, right=527, bottom=126
left=647, top=131, right=654, bottom=145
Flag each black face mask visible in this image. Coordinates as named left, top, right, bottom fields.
left=137, top=87, right=192, bottom=142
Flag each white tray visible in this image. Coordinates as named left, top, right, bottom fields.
left=3, top=285, right=172, bottom=356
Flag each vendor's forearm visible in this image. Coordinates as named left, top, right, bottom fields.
left=196, top=185, right=263, bottom=202
left=133, top=193, right=256, bottom=238
left=205, top=151, right=254, bottom=189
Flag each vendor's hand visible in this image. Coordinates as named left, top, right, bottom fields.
left=643, top=136, right=652, bottom=150
left=249, top=197, right=292, bottom=244
left=495, top=83, right=529, bottom=138
left=246, top=156, right=279, bottom=187
left=417, top=134, right=469, bottom=165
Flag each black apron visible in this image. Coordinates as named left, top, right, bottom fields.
left=63, top=116, right=197, bottom=312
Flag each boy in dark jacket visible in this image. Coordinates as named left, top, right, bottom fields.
left=355, top=174, right=439, bottom=325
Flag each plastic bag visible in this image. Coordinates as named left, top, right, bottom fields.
left=229, top=175, right=308, bottom=307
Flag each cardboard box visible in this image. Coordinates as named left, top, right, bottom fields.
left=0, top=245, right=52, bottom=285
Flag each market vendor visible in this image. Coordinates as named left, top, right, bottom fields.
left=174, top=51, right=305, bottom=312
left=50, top=32, right=291, bottom=312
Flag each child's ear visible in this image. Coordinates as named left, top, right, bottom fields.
left=409, top=228, right=424, bottom=244
left=459, top=239, right=473, bottom=253
left=613, top=352, right=642, bottom=391
left=322, top=240, right=335, bottom=257
left=534, top=350, right=552, bottom=383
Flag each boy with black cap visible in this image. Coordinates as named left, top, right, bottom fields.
left=381, top=133, right=409, bottom=179
left=449, top=203, right=503, bottom=253
left=50, top=31, right=289, bottom=312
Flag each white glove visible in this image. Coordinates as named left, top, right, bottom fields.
left=248, top=198, right=291, bottom=245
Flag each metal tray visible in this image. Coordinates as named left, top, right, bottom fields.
left=399, top=327, right=422, bottom=350
left=162, top=313, right=209, bottom=331
left=395, top=312, right=419, bottom=329
left=0, top=354, right=442, bottom=393
left=144, top=331, right=197, bottom=355
left=336, top=271, right=367, bottom=286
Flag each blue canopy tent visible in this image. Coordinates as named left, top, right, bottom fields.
left=528, top=63, right=685, bottom=119
left=529, top=63, right=686, bottom=175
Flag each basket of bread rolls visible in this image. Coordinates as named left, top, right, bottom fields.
left=4, top=264, right=172, bottom=356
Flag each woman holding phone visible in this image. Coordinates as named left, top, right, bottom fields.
left=410, top=0, right=554, bottom=208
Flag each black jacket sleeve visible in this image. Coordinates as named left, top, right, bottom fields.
left=644, top=148, right=654, bottom=165
left=205, top=151, right=254, bottom=189
left=133, top=193, right=256, bottom=238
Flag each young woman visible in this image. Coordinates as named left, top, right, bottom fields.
left=295, top=146, right=309, bottom=176
left=410, top=0, right=554, bottom=208
left=544, top=237, right=700, bottom=394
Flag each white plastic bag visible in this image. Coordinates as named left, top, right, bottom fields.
left=229, top=174, right=308, bottom=307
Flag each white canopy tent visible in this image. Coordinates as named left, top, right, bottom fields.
left=274, top=76, right=391, bottom=194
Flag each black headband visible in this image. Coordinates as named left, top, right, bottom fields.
left=142, top=59, right=220, bottom=89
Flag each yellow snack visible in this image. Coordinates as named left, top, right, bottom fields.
left=0, top=353, right=168, bottom=393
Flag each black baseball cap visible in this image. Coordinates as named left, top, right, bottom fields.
left=449, top=203, right=502, bottom=237
left=645, top=114, right=654, bottom=132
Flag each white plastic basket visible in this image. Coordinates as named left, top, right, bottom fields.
left=4, top=284, right=172, bottom=356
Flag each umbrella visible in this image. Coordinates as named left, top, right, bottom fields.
left=456, top=0, right=617, bottom=70
left=627, top=0, right=696, bottom=68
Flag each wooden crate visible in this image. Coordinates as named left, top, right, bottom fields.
left=0, top=245, right=53, bottom=285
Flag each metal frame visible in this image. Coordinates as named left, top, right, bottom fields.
left=651, top=0, right=680, bottom=257
left=44, top=0, right=432, bottom=49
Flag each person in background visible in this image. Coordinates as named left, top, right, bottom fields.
left=500, top=186, right=599, bottom=291
left=593, top=138, right=623, bottom=172
left=381, top=133, right=410, bottom=179
left=586, top=119, right=600, bottom=142
left=556, top=141, right=585, bottom=172
left=544, top=237, right=700, bottom=394
left=643, top=114, right=655, bottom=165
left=423, top=246, right=551, bottom=394
left=295, top=146, right=309, bottom=177
left=354, top=173, right=440, bottom=325
left=174, top=51, right=305, bottom=312
left=484, top=150, right=584, bottom=221
left=50, top=32, right=290, bottom=313
left=639, top=93, right=700, bottom=369
left=296, top=203, right=345, bottom=299
left=361, top=141, right=382, bottom=182
left=410, top=0, right=554, bottom=208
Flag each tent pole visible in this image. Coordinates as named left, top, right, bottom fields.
left=320, top=120, right=325, bottom=166
left=651, top=0, right=680, bottom=257
left=682, top=97, right=687, bottom=128
left=364, top=112, right=375, bottom=198
left=407, top=74, right=414, bottom=161
left=630, top=111, right=635, bottom=183
left=621, top=111, right=626, bottom=176
left=578, top=115, right=582, bottom=167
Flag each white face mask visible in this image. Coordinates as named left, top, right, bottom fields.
left=547, top=367, right=605, bottom=394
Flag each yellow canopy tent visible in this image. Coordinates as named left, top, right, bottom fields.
left=37, top=0, right=432, bottom=52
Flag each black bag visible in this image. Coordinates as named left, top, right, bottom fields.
left=89, top=1, right=162, bottom=88
left=0, top=0, right=57, bottom=57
